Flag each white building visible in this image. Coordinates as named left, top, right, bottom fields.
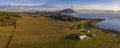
left=78, top=35, right=87, bottom=40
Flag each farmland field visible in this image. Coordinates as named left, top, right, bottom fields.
left=0, top=13, right=120, bottom=48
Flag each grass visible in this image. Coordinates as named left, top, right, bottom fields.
left=0, top=26, right=13, bottom=48
left=0, top=13, right=120, bottom=48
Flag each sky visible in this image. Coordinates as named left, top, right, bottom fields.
left=0, top=0, right=120, bottom=12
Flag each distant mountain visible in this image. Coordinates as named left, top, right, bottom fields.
left=59, top=8, right=77, bottom=13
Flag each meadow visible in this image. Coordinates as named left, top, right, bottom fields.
left=0, top=13, right=120, bottom=48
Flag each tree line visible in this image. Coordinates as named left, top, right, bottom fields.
left=0, top=12, right=21, bottom=26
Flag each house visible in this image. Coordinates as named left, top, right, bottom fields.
left=83, top=29, right=89, bottom=33
left=78, top=35, right=87, bottom=40
left=90, top=33, right=97, bottom=37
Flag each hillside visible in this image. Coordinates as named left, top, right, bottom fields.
left=59, top=8, right=77, bottom=13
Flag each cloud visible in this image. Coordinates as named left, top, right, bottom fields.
left=69, top=3, right=120, bottom=11
left=70, top=5, right=78, bottom=9
left=30, top=2, right=65, bottom=11
left=2, top=0, right=120, bottom=12
left=0, top=4, right=27, bottom=12
left=9, top=0, right=43, bottom=3
left=0, top=2, right=64, bottom=12
left=40, top=2, right=58, bottom=8
left=10, top=0, right=25, bottom=3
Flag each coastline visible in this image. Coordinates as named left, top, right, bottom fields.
left=64, top=13, right=120, bottom=33
left=24, top=12, right=119, bottom=33
left=2, top=12, right=119, bottom=48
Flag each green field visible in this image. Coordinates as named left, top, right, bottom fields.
left=0, top=13, right=120, bottom=48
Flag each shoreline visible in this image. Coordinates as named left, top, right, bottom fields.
left=64, top=13, right=120, bottom=33
left=63, top=13, right=120, bottom=33
left=39, top=12, right=119, bottom=33
left=82, top=18, right=120, bottom=34
left=80, top=18, right=120, bottom=33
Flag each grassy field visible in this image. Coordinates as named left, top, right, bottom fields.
left=0, top=13, right=120, bottom=48
left=0, top=26, right=13, bottom=48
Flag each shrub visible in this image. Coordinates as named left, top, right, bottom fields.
left=0, top=12, right=21, bottom=26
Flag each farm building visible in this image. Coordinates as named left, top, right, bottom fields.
left=90, top=33, right=97, bottom=37
left=78, top=35, right=87, bottom=40
left=83, top=29, right=89, bottom=33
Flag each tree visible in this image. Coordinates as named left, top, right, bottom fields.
left=0, top=12, right=21, bottom=26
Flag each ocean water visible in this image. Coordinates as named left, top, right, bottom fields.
left=96, top=19, right=120, bottom=32
left=65, top=12, right=120, bottom=32
left=66, top=12, right=120, bottom=19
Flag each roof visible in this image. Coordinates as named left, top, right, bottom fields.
left=84, top=29, right=89, bottom=32
left=78, top=35, right=87, bottom=40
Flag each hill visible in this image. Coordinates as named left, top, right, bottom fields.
left=59, top=8, right=77, bottom=13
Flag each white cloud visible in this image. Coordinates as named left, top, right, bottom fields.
left=9, top=0, right=25, bottom=3
left=70, top=4, right=120, bottom=11
left=0, top=3, right=65, bottom=12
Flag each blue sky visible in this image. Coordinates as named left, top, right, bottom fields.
left=0, top=0, right=120, bottom=11
left=0, top=0, right=119, bottom=5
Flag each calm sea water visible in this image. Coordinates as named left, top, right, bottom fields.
left=65, top=12, right=120, bottom=32
left=66, top=12, right=120, bottom=19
